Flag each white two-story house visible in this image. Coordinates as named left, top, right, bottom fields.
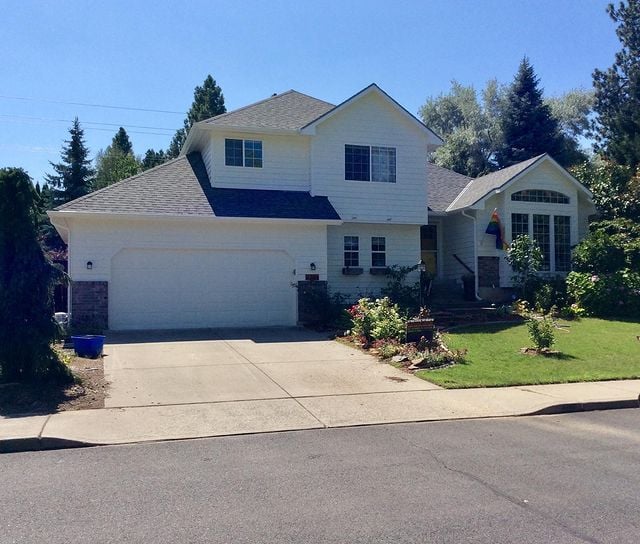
left=50, top=85, right=441, bottom=329
left=49, top=84, right=595, bottom=330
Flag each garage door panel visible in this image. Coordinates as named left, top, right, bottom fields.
left=110, top=248, right=295, bottom=329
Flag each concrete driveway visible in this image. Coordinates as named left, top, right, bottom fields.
left=103, top=328, right=439, bottom=409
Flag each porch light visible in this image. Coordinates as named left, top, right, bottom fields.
left=418, top=259, right=426, bottom=273
left=310, top=262, right=316, bottom=271
left=86, top=261, right=93, bottom=270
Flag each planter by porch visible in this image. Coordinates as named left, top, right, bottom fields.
left=71, top=335, right=106, bottom=359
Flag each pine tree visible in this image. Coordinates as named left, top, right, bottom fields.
left=111, top=127, right=133, bottom=155
left=166, top=75, right=226, bottom=158
left=593, top=0, right=640, bottom=170
left=0, top=168, right=72, bottom=383
left=497, top=58, right=563, bottom=167
left=45, top=118, right=95, bottom=206
left=141, top=148, right=167, bottom=171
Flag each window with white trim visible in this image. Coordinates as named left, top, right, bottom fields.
left=511, top=189, right=569, bottom=204
left=511, top=213, right=571, bottom=273
left=344, top=236, right=359, bottom=267
left=554, top=216, right=571, bottom=272
left=345, top=145, right=396, bottom=182
left=371, top=237, right=386, bottom=267
left=225, top=138, right=263, bottom=168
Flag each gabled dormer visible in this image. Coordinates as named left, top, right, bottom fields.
left=181, top=84, right=442, bottom=224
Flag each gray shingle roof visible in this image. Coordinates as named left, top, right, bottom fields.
left=426, top=163, right=472, bottom=212
left=55, top=153, right=340, bottom=221
left=447, top=154, right=546, bottom=211
left=201, top=90, right=335, bottom=131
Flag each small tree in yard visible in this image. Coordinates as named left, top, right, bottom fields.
left=507, top=234, right=543, bottom=301
left=0, top=168, right=72, bottom=383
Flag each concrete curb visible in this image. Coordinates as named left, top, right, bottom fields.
left=2, top=396, right=638, bottom=454
left=527, top=397, right=640, bottom=416
left=0, top=437, right=89, bottom=454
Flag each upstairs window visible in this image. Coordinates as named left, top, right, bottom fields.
left=345, top=145, right=396, bottom=183
left=225, top=138, right=263, bottom=168
left=511, top=189, right=569, bottom=204
left=344, top=236, right=359, bottom=267
left=371, top=237, right=386, bottom=267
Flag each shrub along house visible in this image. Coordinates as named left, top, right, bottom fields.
left=49, top=84, right=595, bottom=330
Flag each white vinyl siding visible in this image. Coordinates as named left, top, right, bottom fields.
left=208, top=132, right=310, bottom=191
left=327, top=223, right=420, bottom=301
left=311, top=91, right=429, bottom=224
left=64, top=216, right=328, bottom=329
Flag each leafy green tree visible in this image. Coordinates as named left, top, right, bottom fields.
left=94, top=127, right=141, bottom=189
left=45, top=117, right=95, bottom=206
left=420, top=80, right=504, bottom=176
left=141, top=148, right=167, bottom=171
left=593, top=0, right=640, bottom=170
left=420, top=77, right=590, bottom=177
left=0, top=168, right=72, bottom=383
left=166, top=75, right=226, bottom=158
left=571, top=156, right=640, bottom=220
left=94, top=148, right=141, bottom=190
left=497, top=58, right=564, bottom=168
left=506, top=234, right=543, bottom=300
left=111, top=127, right=133, bottom=155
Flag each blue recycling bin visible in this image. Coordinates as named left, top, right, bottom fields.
left=71, top=335, right=106, bottom=358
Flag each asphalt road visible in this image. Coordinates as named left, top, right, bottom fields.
left=2, top=410, right=639, bottom=544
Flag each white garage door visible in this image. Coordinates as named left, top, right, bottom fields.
left=109, top=248, right=296, bottom=330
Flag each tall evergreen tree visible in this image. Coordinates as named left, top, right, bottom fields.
left=593, top=0, right=640, bottom=170
left=497, top=58, right=564, bottom=168
left=141, top=148, right=167, bottom=171
left=0, top=168, right=71, bottom=383
left=166, top=75, right=226, bottom=158
left=111, top=127, right=133, bottom=155
left=45, top=117, right=95, bottom=206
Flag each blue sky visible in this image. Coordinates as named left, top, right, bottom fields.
left=1, top=0, right=620, bottom=182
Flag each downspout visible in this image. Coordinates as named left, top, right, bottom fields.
left=461, top=210, right=482, bottom=301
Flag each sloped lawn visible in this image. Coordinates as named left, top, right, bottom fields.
left=419, top=318, right=640, bottom=388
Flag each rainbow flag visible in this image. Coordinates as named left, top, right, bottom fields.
left=485, top=209, right=508, bottom=250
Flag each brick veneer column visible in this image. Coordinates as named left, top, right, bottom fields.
left=477, top=257, right=500, bottom=288
left=71, top=281, right=108, bottom=331
left=297, top=280, right=328, bottom=324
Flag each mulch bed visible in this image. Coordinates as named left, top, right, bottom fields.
left=0, top=348, right=108, bottom=417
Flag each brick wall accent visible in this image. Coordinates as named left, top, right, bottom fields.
left=478, top=257, right=500, bottom=288
left=297, top=280, right=328, bottom=324
left=71, top=281, right=108, bottom=332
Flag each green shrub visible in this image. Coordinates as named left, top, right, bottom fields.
left=527, top=315, right=556, bottom=350
left=572, top=230, right=626, bottom=274
left=348, top=297, right=406, bottom=343
left=372, top=339, right=403, bottom=359
left=506, top=235, right=543, bottom=300
left=0, top=168, right=72, bottom=384
left=381, top=265, right=420, bottom=312
left=566, top=269, right=640, bottom=317
left=532, top=276, right=568, bottom=312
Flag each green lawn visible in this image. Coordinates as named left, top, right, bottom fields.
left=419, top=318, right=640, bottom=388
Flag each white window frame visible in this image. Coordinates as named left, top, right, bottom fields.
left=344, top=144, right=396, bottom=183
left=225, top=138, right=263, bottom=168
left=343, top=236, right=359, bottom=267
left=371, top=236, right=386, bottom=267
left=510, top=212, right=572, bottom=274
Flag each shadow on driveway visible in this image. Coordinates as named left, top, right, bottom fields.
left=104, top=327, right=331, bottom=345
